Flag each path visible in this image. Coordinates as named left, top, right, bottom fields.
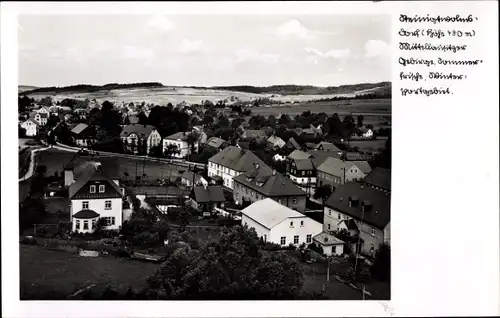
left=19, top=146, right=49, bottom=182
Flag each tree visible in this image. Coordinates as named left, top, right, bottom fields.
left=18, top=95, right=34, bottom=112
left=357, top=115, right=364, bottom=128
left=231, top=117, right=245, bottom=129
left=39, top=96, right=53, bottom=107
left=164, top=144, right=180, bottom=158
left=137, top=112, right=148, bottom=125
left=146, top=226, right=304, bottom=300
left=313, top=184, right=333, bottom=202
left=100, top=101, right=122, bottom=137
left=187, top=131, right=200, bottom=154
left=342, top=115, right=356, bottom=137
left=217, top=115, right=230, bottom=129
left=19, top=126, right=27, bottom=138
left=327, top=113, right=343, bottom=136
left=149, top=144, right=163, bottom=158
left=370, top=243, right=390, bottom=282
left=267, top=115, right=277, bottom=130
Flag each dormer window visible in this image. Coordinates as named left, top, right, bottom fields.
left=90, top=185, right=96, bottom=193
left=99, top=185, right=105, bottom=193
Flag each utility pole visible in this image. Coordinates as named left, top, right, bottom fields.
left=327, top=257, right=331, bottom=282
left=353, top=206, right=365, bottom=276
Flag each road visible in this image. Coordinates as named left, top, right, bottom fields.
left=19, top=146, right=49, bottom=182
left=53, top=142, right=206, bottom=170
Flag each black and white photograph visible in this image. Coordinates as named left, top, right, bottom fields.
left=16, top=12, right=392, bottom=301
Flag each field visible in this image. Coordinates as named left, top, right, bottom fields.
left=24, top=86, right=383, bottom=106
left=20, top=244, right=159, bottom=299
left=36, top=149, right=185, bottom=181
left=348, top=139, right=388, bottom=153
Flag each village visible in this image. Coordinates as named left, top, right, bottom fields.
left=18, top=91, right=391, bottom=300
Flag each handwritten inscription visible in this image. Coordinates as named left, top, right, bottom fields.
left=398, top=13, right=481, bottom=97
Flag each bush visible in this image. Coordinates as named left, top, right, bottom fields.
left=307, top=243, right=324, bottom=255
left=261, top=241, right=282, bottom=251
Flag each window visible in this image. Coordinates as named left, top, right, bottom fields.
left=82, top=201, right=89, bottom=209
left=92, top=219, right=96, bottom=229
left=292, top=198, right=298, bottom=204
left=306, top=234, right=312, bottom=243
left=251, top=191, right=254, bottom=197
left=99, top=185, right=105, bottom=193
left=328, top=210, right=331, bottom=216
left=328, top=224, right=331, bottom=230
left=90, top=185, right=96, bottom=193
left=301, top=171, right=305, bottom=176
left=300, top=220, right=304, bottom=227
left=280, top=237, right=286, bottom=245
left=332, top=246, right=337, bottom=254
left=75, top=220, right=80, bottom=229
left=105, top=200, right=112, bottom=210
left=278, top=199, right=283, bottom=204
left=231, top=180, right=234, bottom=188
left=83, top=221, right=89, bottom=230
left=245, top=188, right=248, bottom=194
left=338, top=213, right=341, bottom=220
left=294, top=235, right=299, bottom=244
left=103, top=217, right=116, bottom=226
left=371, top=228, right=376, bottom=236
left=264, top=234, right=267, bottom=242
left=290, top=221, right=294, bottom=227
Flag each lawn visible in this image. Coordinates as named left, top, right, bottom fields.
left=20, top=244, right=159, bottom=300
left=36, top=149, right=184, bottom=181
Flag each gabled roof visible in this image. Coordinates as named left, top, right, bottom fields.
left=363, top=167, right=391, bottom=191
left=69, top=163, right=123, bottom=199
left=120, top=124, right=156, bottom=139
left=234, top=166, right=305, bottom=197
left=244, top=129, right=268, bottom=139
left=22, top=118, right=38, bottom=126
left=313, top=232, right=345, bottom=246
left=165, top=131, right=190, bottom=141
left=267, top=135, right=285, bottom=146
left=241, top=198, right=310, bottom=229
left=314, top=142, right=341, bottom=152
left=193, top=185, right=225, bottom=203
left=324, top=182, right=390, bottom=229
left=353, top=161, right=372, bottom=174
left=287, top=150, right=311, bottom=160
left=206, top=136, right=227, bottom=149
left=208, top=146, right=270, bottom=173
left=317, top=157, right=354, bottom=177
left=71, top=123, right=89, bottom=135
left=293, top=158, right=315, bottom=171
left=286, top=137, right=302, bottom=150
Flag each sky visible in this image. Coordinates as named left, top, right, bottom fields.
left=18, top=14, right=391, bottom=87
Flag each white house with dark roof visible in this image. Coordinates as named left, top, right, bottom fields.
left=121, top=124, right=162, bottom=154
left=241, top=198, right=322, bottom=246
left=233, top=164, right=307, bottom=212
left=71, top=123, right=97, bottom=147
left=208, top=146, right=271, bottom=190
left=323, top=182, right=390, bottom=256
left=68, top=162, right=124, bottom=233
left=163, top=131, right=197, bottom=158
left=20, top=119, right=38, bottom=136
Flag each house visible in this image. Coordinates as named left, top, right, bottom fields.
left=323, top=182, right=390, bottom=256
left=285, top=137, right=302, bottom=151
left=301, top=125, right=323, bottom=139
left=31, top=111, right=48, bottom=126
left=285, top=150, right=317, bottom=195
left=121, top=124, right=162, bottom=154
left=241, top=129, right=268, bottom=141
left=71, top=123, right=97, bottom=148
left=207, top=146, right=270, bottom=190
left=362, top=167, right=391, bottom=193
left=163, top=131, right=197, bottom=158
left=190, top=185, right=226, bottom=213
left=68, top=162, right=124, bottom=233
left=241, top=198, right=322, bottom=246
left=233, top=164, right=307, bottom=212
left=20, top=119, right=38, bottom=136
left=314, top=142, right=341, bottom=152
left=267, top=135, right=286, bottom=149
left=316, top=157, right=371, bottom=189
left=181, top=169, right=208, bottom=187
left=312, top=232, right=345, bottom=256
left=36, top=106, right=51, bottom=116
left=205, top=136, right=228, bottom=151
left=128, top=115, right=139, bottom=124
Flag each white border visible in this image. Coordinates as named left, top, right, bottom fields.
left=2, top=1, right=499, bottom=317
